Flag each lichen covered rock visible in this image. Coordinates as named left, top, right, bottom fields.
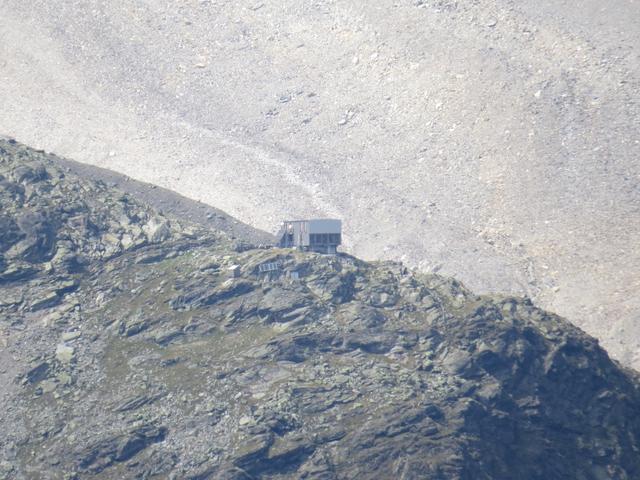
left=1, top=140, right=640, bottom=479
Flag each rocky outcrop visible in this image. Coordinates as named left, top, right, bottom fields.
left=77, top=424, right=167, bottom=473
left=1, top=140, right=640, bottom=479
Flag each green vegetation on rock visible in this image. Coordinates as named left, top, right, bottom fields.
left=1, top=139, right=640, bottom=479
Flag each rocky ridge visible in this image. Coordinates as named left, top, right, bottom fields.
left=1, top=0, right=638, bottom=369
left=1, top=140, right=640, bottom=479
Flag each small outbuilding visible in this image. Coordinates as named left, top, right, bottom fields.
left=276, top=219, right=342, bottom=254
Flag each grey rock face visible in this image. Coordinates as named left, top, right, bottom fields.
left=78, top=425, right=167, bottom=473
left=1, top=140, right=640, bottom=479
left=13, top=211, right=57, bottom=263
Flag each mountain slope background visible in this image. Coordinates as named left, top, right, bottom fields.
left=1, top=0, right=639, bottom=367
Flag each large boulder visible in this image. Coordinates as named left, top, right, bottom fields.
left=10, top=211, right=57, bottom=263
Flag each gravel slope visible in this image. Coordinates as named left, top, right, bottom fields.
left=0, top=1, right=638, bottom=367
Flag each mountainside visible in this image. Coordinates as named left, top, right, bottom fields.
left=2, top=140, right=640, bottom=479
left=0, top=0, right=638, bottom=369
